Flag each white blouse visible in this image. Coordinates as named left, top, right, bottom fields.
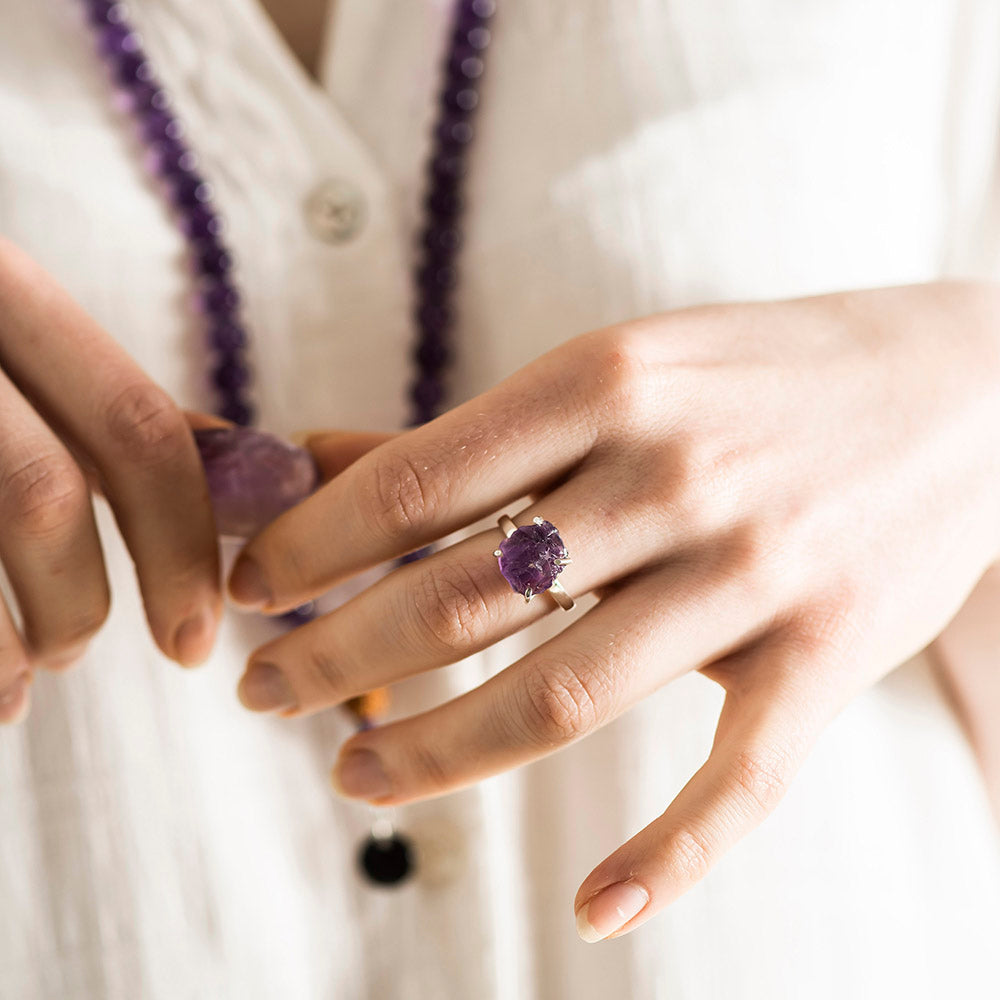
left=1, top=1, right=999, bottom=997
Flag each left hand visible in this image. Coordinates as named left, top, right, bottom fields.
left=226, top=282, right=1000, bottom=941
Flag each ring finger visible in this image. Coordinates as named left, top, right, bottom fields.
left=237, top=467, right=665, bottom=715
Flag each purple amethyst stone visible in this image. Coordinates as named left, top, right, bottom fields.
left=495, top=519, right=570, bottom=600
left=194, top=426, right=319, bottom=538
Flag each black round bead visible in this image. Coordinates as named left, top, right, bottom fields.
left=359, top=833, right=416, bottom=886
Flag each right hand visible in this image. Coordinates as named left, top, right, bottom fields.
left=0, top=238, right=222, bottom=724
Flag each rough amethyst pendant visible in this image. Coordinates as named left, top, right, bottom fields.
left=494, top=517, right=571, bottom=601
left=194, top=427, right=319, bottom=538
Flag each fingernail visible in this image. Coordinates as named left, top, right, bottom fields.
left=575, top=880, right=650, bottom=943
left=0, top=673, right=32, bottom=725
left=228, top=555, right=271, bottom=610
left=237, top=662, right=298, bottom=714
left=173, top=607, right=216, bottom=667
left=332, top=748, right=392, bottom=801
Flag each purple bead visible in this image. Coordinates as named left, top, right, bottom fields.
left=452, top=54, right=484, bottom=80
left=200, top=279, right=240, bottom=316
left=436, top=115, right=474, bottom=147
left=193, top=427, right=319, bottom=537
left=170, top=172, right=212, bottom=208
left=411, top=374, right=445, bottom=412
left=153, top=141, right=197, bottom=177
left=99, top=23, right=141, bottom=56
left=415, top=339, right=451, bottom=371
left=425, top=187, right=463, bottom=219
left=212, top=359, right=250, bottom=391
left=462, top=26, right=492, bottom=51
left=417, top=262, right=457, bottom=291
left=421, top=224, right=462, bottom=256
left=183, top=205, right=224, bottom=240
left=141, top=109, right=182, bottom=143
left=431, top=153, right=466, bottom=182
left=495, top=521, right=569, bottom=599
left=468, top=0, right=497, bottom=18
left=208, top=321, right=247, bottom=352
left=129, top=81, right=170, bottom=113
left=415, top=302, right=451, bottom=334
left=442, top=84, right=479, bottom=114
left=219, top=399, right=255, bottom=426
left=196, top=245, right=233, bottom=277
left=86, top=1, right=127, bottom=27
left=115, top=53, right=154, bottom=87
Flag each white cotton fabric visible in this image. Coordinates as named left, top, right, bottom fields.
left=1, top=1, right=999, bottom=997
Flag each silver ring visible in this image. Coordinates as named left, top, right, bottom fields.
left=493, top=514, right=575, bottom=611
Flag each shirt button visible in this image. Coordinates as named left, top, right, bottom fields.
left=303, top=178, right=367, bottom=244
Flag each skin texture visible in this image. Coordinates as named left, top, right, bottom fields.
left=0, top=238, right=222, bottom=723
left=226, top=282, right=1000, bottom=940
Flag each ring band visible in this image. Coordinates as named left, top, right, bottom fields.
left=494, top=514, right=575, bottom=611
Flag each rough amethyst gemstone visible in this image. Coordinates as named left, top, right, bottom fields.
left=495, top=520, right=569, bottom=599
left=194, top=427, right=319, bottom=537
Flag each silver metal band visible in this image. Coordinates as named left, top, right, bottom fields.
left=496, top=514, right=575, bottom=611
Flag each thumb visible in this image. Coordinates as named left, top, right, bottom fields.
left=573, top=640, right=825, bottom=943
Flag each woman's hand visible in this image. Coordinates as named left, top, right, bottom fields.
left=228, top=282, right=1000, bottom=940
left=0, top=238, right=222, bottom=723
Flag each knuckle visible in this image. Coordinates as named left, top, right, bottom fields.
left=409, top=561, right=494, bottom=655
left=361, top=449, right=445, bottom=540
left=729, top=745, right=791, bottom=817
left=30, top=603, right=110, bottom=664
left=103, top=382, right=188, bottom=468
left=584, top=325, right=661, bottom=433
left=407, top=741, right=451, bottom=792
left=1, top=452, right=87, bottom=538
left=305, top=643, right=349, bottom=696
left=666, top=827, right=715, bottom=883
left=791, top=587, right=872, bottom=661
left=517, top=659, right=602, bottom=747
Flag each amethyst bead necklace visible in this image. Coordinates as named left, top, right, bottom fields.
left=79, top=0, right=496, bottom=887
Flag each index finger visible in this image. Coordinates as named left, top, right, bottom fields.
left=227, top=345, right=596, bottom=613
left=0, top=240, right=220, bottom=665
